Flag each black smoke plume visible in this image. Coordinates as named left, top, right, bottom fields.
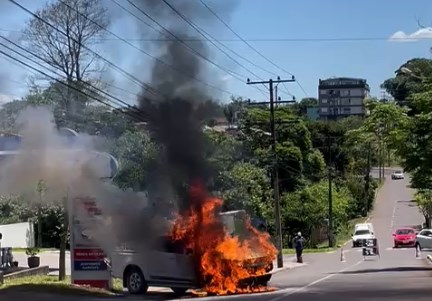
left=135, top=0, right=231, bottom=210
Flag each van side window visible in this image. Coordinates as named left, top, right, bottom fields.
left=154, top=236, right=187, bottom=254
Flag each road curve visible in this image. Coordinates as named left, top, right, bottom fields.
left=174, top=172, right=432, bottom=301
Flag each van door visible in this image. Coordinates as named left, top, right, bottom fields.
left=147, top=236, right=196, bottom=285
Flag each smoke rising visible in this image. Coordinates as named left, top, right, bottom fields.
left=0, top=106, right=166, bottom=253
left=136, top=0, right=238, bottom=210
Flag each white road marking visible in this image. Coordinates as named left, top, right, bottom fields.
left=385, top=247, right=413, bottom=251
left=390, top=204, right=397, bottom=229
left=268, top=260, right=363, bottom=301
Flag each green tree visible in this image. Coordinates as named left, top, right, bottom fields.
left=281, top=181, right=352, bottom=246
left=414, top=190, right=432, bottom=228
left=216, top=162, right=273, bottom=221
left=111, top=130, right=159, bottom=191
left=381, top=58, right=432, bottom=111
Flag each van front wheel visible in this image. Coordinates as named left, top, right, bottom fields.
left=126, top=267, right=148, bottom=295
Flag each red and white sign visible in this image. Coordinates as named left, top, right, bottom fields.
left=70, top=197, right=111, bottom=290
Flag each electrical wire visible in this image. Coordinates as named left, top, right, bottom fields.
left=199, top=0, right=313, bottom=97
left=0, top=35, right=145, bottom=119
left=0, top=47, right=146, bottom=122
left=199, top=1, right=286, bottom=80
left=160, top=0, right=269, bottom=96
left=0, top=29, right=426, bottom=42
left=8, top=0, right=162, bottom=98
left=57, top=0, right=236, bottom=97
left=116, top=0, right=246, bottom=81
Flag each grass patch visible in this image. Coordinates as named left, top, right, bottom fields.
left=0, top=275, right=124, bottom=296
left=282, top=247, right=335, bottom=254
left=12, top=248, right=58, bottom=253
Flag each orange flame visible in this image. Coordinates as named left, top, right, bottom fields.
left=171, top=180, right=277, bottom=295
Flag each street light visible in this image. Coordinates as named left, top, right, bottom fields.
left=400, top=67, right=427, bottom=81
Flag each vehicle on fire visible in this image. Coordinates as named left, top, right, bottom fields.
left=111, top=210, right=274, bottom=295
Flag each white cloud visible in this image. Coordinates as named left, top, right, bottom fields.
left=389, top=27, right=432, bottom=42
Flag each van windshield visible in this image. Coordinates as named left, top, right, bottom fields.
left=354, top=229, right=370, bottom=236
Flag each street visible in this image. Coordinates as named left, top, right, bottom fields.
left=3, top=170, right=432, bottom=301
left=180, top=169, right=432, bottom=301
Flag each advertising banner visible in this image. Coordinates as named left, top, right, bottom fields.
left=70, top=197, right=111, bottom=289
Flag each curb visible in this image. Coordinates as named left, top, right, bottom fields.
left=271, top=263, right=306, bottom=275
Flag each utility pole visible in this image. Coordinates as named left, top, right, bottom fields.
left=247, top=76, right=296, bottom=268
left=364, top=143, right=371, bottom=216
left=326, top=90, right=338, bottom=248
left=327, top=136, right=334, bottom=247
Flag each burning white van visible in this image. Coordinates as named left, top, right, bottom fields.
left=111, top=210, right=274, bottom=296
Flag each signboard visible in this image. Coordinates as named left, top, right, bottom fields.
left=70, top=197, right=111, bottom=289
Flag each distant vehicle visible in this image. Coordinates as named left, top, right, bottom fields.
left=391, top=170, right=405, bottom=180
left=352, top=223, right=375, bottom=247
left=111, top=210, right=274, bottom=295
left=393, top=228, right=416, bottom=248
left=416, top=229, right=432, bottom=250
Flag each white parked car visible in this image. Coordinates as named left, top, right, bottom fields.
left=391, top=170, right=405, bottom=180
left=415, top=229, right=432, bottom=250
left=352, top=223, right=375, bottom=247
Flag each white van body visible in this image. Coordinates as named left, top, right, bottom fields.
left=111, top=237, right=197, bottom=295
left=352, top=223, right=375, bottom=247
left=111, top=210, right=273, bottom=295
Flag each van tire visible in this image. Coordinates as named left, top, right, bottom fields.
left=125, top=266, right=148, bottom=295
left=171, top=287, right=188, bottom=296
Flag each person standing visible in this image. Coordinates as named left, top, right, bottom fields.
left=293, top=232, right=305, bottom=263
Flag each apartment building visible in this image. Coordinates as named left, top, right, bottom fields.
left=318, top=77, right=370, bottom=120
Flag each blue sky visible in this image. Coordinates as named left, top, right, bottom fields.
left=0, top=0, right=431, bottom=106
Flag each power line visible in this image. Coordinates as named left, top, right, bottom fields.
left=0, top=47, right=145, bottom=122
left=0, top=34, right=143, bottom=117
left=199, top=0, right=289, bottom=77
left=160, top=0, right=269, bottom=96
left=0, top=28, right=423, bottom=43
left=57, top=0, right=236, bottom=97
left=0, top=42, right=145, bottom=122
left=199, top=0, right=309, bottom=97
left=8, top=0, right=162, bottom=99
left=115, top=0, right=247, bottom=86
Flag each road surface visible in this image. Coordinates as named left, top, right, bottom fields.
left=179, top=170, right=431, bottom=300
left=4, top=169, right=432, bottom=300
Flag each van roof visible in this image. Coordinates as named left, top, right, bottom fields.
left=355, top=223, right=372, bottom=229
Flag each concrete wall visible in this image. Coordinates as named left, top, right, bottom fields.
left=0, top=221, right=34, bottom=248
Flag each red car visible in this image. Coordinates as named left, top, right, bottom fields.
left=393, top=228, right=417, bottom=248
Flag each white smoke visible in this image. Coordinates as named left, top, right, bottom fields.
left=0, top=106, right=160, bottom=255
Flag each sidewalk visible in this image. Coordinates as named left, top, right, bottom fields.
left=12, top=251, right=71, bottom=276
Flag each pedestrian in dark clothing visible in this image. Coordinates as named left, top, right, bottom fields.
left=293, top=232, right=305, bottom=263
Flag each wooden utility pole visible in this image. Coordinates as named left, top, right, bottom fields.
left=326, top=91, right=339, bottom=248
left=247, top=76, right=296, bottom=268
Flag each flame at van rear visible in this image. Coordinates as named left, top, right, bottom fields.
left=171, top=180, right=277, bottom=295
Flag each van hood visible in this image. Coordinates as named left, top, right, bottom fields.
left=353, top=234, right=374, bottom=241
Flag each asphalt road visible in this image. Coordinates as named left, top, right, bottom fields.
left=170, top=170, right=432, bottom=301
left=4, top=170, right=432, bottom=301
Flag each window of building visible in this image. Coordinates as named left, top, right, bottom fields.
left=320, top=90, right=326, bottom=95
left=343, top=107, right=351, bottom=114
left=321, top=107, right=328, bottom=113
left=341, top=90, right=350, bottom=96
left=321, top=98, right=327, bottom=104
left=342, top=98, right=351, bottom=105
